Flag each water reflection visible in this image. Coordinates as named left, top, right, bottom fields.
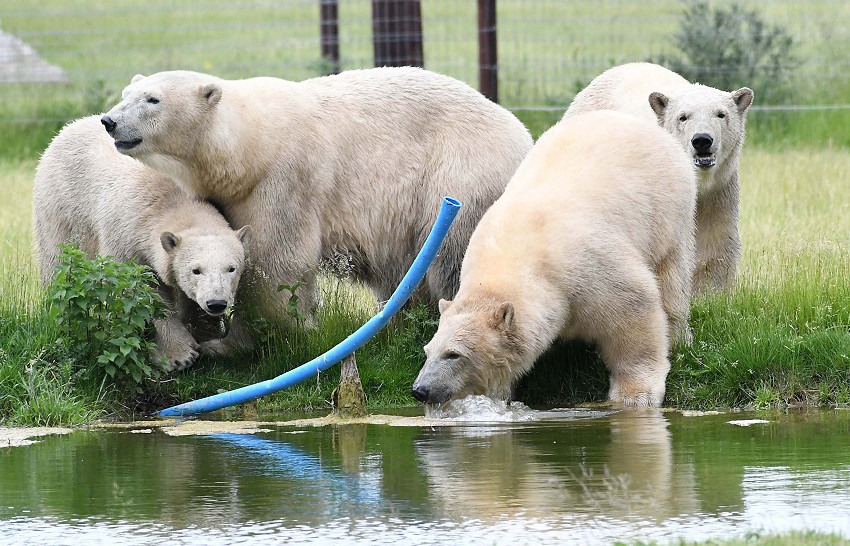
left=414, top=409, right=700, bottom=522
left=1, top=410, right=849, bottom=543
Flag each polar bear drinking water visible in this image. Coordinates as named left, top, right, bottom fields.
left=412, top=111, right=697, bottom=408
left=565, top=62, right=754, bottom=292
left=100, top=67, right=533, bottom=327
left=33, top=115, right=250, bottom=371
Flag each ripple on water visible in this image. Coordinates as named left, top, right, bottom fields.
left=424, top=394, right=613, bottom=422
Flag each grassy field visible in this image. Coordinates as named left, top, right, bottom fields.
left=1, top=0, right=850, bottom=158
left=1, top=140, right=847, bottom=425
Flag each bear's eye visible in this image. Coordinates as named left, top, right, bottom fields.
left=192, top=268, right=201, bottom=275
left=147, top=97, right=160, bottom=104
left=443, top=351, right=462, bottom=360
left=678, top=114, right=688, bottom=122
left=228, top=266, right=236, bottom=273
left=717, top=112, right=726, bottom=119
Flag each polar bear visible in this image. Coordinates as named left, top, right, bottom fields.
left=33, top=115, right=251, bottom=371
left=100, top=67, right=533, bottom=325
left=565, top=62, right=754, bottom=292
left=411, top=110, right=697, bottom=408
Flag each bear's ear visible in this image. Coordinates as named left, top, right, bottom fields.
left=731, top=87, right=754, bottom=112
left=131, top=74, right=146, bottom=84
left=200, top=83, right=222, bottom=106
left=491, top=302, right=515, bottom=331
left=236, top=225, right=252, bottom=243
left=438, top=299, right=453, bottom=314
left=648, top=92, right=669, bottom=120
left=160, top=232, right=181, bottom=252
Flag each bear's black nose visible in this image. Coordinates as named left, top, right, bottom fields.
left=100, top=115, right=117, bottom=134
left=206, top=300, right=228, bottom=314
left=411, top=385, right=430, bottom=403
left=691, top=133, right=713, bottom=153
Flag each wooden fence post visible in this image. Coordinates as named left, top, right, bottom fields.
left=478, top=0, right=498, bottom=103
left=372, top=0, right=424, bottom=67
left=320, top=0, right=340, bottom=75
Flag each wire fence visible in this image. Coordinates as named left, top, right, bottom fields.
left=1, top=0, right=849, bottom=127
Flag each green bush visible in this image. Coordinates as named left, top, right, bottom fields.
left=48, top=244, right=166, bottom=392
left=655, top=1, right=796, bottom=103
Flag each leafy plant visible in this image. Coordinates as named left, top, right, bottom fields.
left=655, top=1, right=796, bottom=103
left=48, top=244, right=166, bottom=392
left=278, top=280, right=307, bottom=325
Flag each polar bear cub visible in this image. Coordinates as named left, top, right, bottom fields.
left=412, top=111, right=697, bottom=408
left=33, top=115, right=250, bottom=371
left=565, top=62, right=754, bottom=292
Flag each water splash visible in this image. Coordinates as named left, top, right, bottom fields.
left=424, top=395, right=611, bottom=422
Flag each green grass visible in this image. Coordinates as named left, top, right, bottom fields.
left=1, top=0, right=849, bottom=157
left=1, top=143, right=848, bottom=425
left=629, top=531, right=850, bottom=545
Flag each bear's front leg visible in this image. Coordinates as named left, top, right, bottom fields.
left=225, top=189, right=321, bottom=328
left=694, top=181, right=741, bottom=293
left=154, top=315, right=200, bottom=371
left=199, top=314, right=254, bottom=356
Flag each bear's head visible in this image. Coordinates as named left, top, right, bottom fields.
left=649, top=85, right=753, bottom=190
left=412, top=297, right=524, bottom=405
left=160, top=225, right=250, bottom=317
left=101, top=71, right=223, bottom=164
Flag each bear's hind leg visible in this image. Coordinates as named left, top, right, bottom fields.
left=656, top=241, right=695, bottom=348
left=34, top=216, right=76, bottom=287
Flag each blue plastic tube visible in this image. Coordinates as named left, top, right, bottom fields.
left=158, top=196, right=462, bottom=417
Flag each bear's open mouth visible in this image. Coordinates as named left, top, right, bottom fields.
left=114, top=138, right=142, bottom=151
left=693, top=152, right=716, bottom=169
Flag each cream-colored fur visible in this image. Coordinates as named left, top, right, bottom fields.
left=413, top=111, right=697, bottom=408
left=33, top=115, right=250, bottom=371
left=102, top=67, right=533, bottom=325
left=565, top=62, right=753, bottom=292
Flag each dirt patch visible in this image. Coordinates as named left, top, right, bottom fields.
left=90, top=414, right=460, bottom=436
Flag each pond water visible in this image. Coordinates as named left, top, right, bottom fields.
left=2, top=405, right=849, bottom=545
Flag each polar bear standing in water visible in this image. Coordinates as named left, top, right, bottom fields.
left=101, top=68, right=533, bottom=326
left=565, top=62, right=754, bottom=292
left=413, top=111, right=696, bottom=408
left=34, top=115, right=250, bottom=371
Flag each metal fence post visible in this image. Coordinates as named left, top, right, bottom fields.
left=320, top=0, right=340, bottom=75
left=478, top=0, right=498, bottom=103
left=372, top=0, right=424, bottom=67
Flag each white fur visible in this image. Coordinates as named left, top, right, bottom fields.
left=413, top=111, right=697, bottom=408
left=102, top=67, right=533, bottom=323
left=33, top=115, right=250, bottom=371
left=565, top=62, right=753, bottom=292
